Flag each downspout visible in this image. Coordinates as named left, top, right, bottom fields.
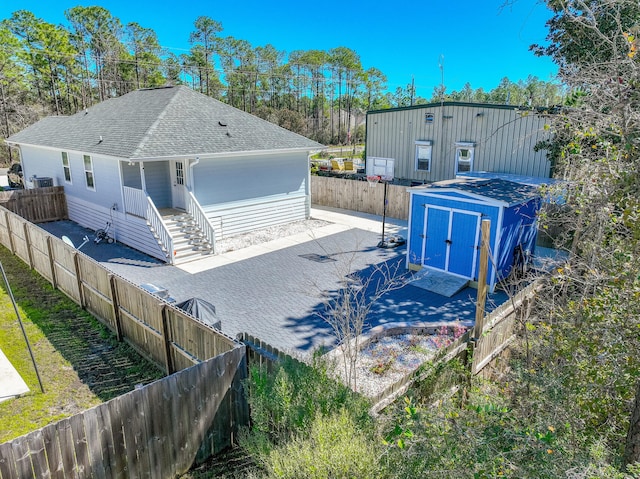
left=306, top=152, right=312, bottom=218
left=189, top=156, right=200, bottom=191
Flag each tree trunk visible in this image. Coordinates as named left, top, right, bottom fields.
left=624, top=380, right=640, bottom=467
left=0, top=81, right=13, bottom=163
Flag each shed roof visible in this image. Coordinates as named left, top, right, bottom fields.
left=7, top=86, right=324, bottom=159
left=412, top=178, right=540, bottom=206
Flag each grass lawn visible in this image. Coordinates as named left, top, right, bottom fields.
left=0, top=246, right=163, bottom=443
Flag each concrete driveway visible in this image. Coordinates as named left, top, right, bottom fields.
left=39, top=207, right=508, bottom=356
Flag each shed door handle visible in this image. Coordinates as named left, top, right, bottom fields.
left=445, top=239, right=452, bottom=245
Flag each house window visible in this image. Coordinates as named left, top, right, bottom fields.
left=455, top=142, right=475, bottom=174
left=175, top=161, right=184, bottom=186
left=425, top=113, right=434, bottom=123
left=61, top=152, right=71, bottom=183
left=83, top=155, right=95, bottom=190
left=415, top=140, right=433, bottom=172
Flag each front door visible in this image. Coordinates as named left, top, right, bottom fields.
left=170, top=160, right=186, bottom=210
left=422, top=206, right=481, bottom=279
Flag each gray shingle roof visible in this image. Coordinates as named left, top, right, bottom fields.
left=7, top=86, right=324, bottom=159
left=423, top=178, right=540, bottom=206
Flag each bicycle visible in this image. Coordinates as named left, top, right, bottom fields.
left=94, top=221, right=114, bottom=244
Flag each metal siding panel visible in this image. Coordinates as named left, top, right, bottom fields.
left=367, top=104, right=551, bottom=184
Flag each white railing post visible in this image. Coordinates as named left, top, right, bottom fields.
left=146, top=197, right=174, bottom=263
left=186, top=190, right=217, bottom=253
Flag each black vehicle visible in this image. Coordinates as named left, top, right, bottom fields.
left=7, top=163, right=23, bottom=188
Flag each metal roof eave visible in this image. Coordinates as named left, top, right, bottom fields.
left=409, top=187, right=538, bottom=208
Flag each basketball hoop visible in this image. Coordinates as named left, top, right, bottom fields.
left=366, top=175, right=380, bottom=188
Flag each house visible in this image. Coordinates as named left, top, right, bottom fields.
left=406, top=178, right=541, bottom=292
left=6, top=86, right=323, bottom=263
left=365, top=102, right=551, bottom=184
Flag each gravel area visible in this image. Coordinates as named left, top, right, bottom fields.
left=214, top=218, right=332, bottom=253
left=331, top=327, right=468, bottom=399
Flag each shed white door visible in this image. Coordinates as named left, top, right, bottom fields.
left=422, top=206, right=481, bottom=279
left=170, top=160, right=186, bottom=210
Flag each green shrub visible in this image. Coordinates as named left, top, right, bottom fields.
left=264, top=409, right=382, bottom=479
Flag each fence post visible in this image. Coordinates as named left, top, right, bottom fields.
left=46, top=236, right=57, bottom=289
left=160, top=304, right=174, bottom=375
left=72, top=251, right=85, bottom=308
left=5, top=211, right=15, bottom=254
left=23, top=222, right=34, bottom=269
left=473, top=219, right=491, bottom=341
left=470, top=219, right=491, bottom=374
left=108, top=274, right=123, bottom=342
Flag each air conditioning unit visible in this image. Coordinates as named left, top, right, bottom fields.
left=32, top=177, right=53, bottom=188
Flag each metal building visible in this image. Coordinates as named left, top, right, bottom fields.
left=366, top=102, right=552, bottom=183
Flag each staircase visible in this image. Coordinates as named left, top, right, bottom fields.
left=159, top=211, right=214, bottom=264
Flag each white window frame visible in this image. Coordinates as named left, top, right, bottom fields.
left=83, top=154, right=95, bottom=190
left=455, top=142, right=475, bottom=174
left=61, top=152, right=72, bottom=184
left=415, top=140, right=433, bottom=172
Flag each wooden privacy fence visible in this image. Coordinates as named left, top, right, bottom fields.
left=240, top=281, right=539, bottom=415
left=0, top=346, right=249, bottom=479
left=0, top=206, right=237, bottom=373
left=0, top=187, right=67, bottom=224
left=311, top=175, right=410, bottom=220
left=471, top=281, right=540, bottom=375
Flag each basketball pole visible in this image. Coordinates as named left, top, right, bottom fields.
left=378, top=180, right=388, bottom=248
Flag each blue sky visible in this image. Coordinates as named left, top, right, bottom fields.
left=1, top=0, right=558, bottom=99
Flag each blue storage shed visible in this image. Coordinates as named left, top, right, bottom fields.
left=407, top=178, right=541, bottom=292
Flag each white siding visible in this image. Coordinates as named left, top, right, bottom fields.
left=205, top=196, right=307, bottom=240
left=143, top=161, right=171, bottom=208
left=366, top=104, right=551, bottom=182
left=67, top=195, right=167, bottom=261
left=19, top=145, right=125, bottom=210
left=193, top=151, right=309, bottom=239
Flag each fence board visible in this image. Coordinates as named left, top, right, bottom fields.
left=0, top=211, right=11, bottom=251
left=311, top=176, right=410, bottom=220
left=77, top=255, right=116, bottom=330
left=0, top=187, right=67, bottom=223
left=166, top=308, right=231, bottom=362
left=25, top=431, right=47, bottom=479
left=26, top=225, right=53, bottom=283
left=56, top=420, right=75, bottom=478
left=0, top=441, right=18, bottom=479
left=50, top=241, right=81, bottom=304
left=69, top=414, right=90, bottom=478
left=8, top=215, right=29, bottom=266
left=106, top=398, right=127, bottom=478
left=10, top=436, right=32, bottom=479
left=118, top=393, right=141, bottom=479
left=82, top=407, right=107, bottom=479
left=41, top=423, right=63, bottom=479
left=95, top=405, right=115, bottom=479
